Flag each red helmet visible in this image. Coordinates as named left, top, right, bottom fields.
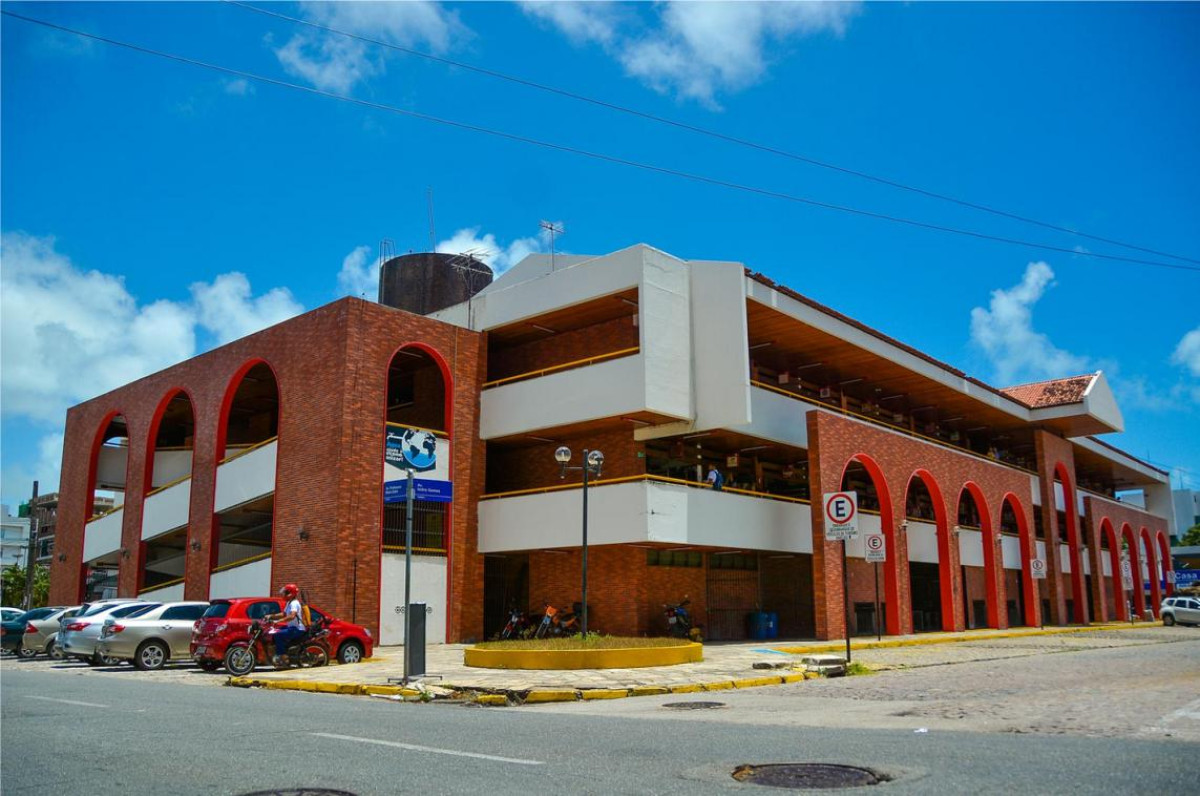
left=280, top=583, right=299, bottom=598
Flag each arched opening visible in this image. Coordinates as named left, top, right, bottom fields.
left=139, top=390, right=197, bottom=595
left=958, top=484, right=999, bottom=629
left=1156, top=531, right=1173, bottom=598
left=1099, top=519, right=1124, bottom=620
left=1121, top=523, right=1144, bottom=619
left=839, top=456, right=898, bottom=636
left=380, top=344, right=454, bottom=646
left=1053, top=464, right=1086, bottom=623
left=901, top=472, right=952, bottom=632
left=1000, top=496, right=1032, bottom=626
left=1140, top=528, right=1161, bottom=617
left=82, top=412, right=130, bottom=601
left=213, top=361, right=280, bottom=575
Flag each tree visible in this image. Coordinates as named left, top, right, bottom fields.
left=1182, top=524, right=1200, bottom=547
left=1, top=563, right=50, bottom=608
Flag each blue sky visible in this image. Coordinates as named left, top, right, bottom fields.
left=2, top=1, right=1198, bottom=507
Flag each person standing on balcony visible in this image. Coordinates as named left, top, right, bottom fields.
left=707, top=465, right=724, bottom=491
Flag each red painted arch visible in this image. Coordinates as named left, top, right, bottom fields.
left=1140, top=527, right=1161, bottom=617
left=960, top=481, right=1000, bottom=629
left=378, top=342, right=456, bottom=641
left=214, top=359, right=280, bottom=463
left=1156, top=531, right=1173, bottom=598
left=1053, top=463, right=1087, bottom=623
left=1099, top=519, right=1125, bottom=621
left=81, top=409, right=130, bottom=602
left=838, top=454, right=897, bottom=635
left=903, top=469, right=954, bottom=632
left=139, top=388, right=197, bottom=595
left=1002, top=492, right=1038, bottom=627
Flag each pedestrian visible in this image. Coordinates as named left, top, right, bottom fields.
left=706, top=464, right=724, bottom=491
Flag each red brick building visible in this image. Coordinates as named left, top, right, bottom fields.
left=49, top=246, right=1176, bottom=643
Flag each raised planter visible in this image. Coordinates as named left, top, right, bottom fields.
left=464, top=642, right=702, bottom=670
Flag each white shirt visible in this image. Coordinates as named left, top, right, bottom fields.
left=284, top=598, right=306, bottom=630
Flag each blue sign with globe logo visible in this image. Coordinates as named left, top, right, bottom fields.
left=384, top=424, right=452, bottom=503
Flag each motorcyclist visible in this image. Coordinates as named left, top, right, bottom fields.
left=267, top=583, right=306, bottom=666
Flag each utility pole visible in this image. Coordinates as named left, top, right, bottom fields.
left=22, top=481, right=39, bottom=610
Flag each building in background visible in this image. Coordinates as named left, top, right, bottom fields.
left=1, top=505, right=31, bottom=571
left=1171, top=489, right=1200, bottom=542
left=47, top=245, right=1177, bottom=642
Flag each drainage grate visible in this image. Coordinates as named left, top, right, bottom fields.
left=662, top=701, right=727, bottom=710
left=238, top=790, right=357, bottom=796
left=732, top=764, right=883, bottom=789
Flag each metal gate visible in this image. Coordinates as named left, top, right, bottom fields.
left=705, top=557, right=760, bottom=641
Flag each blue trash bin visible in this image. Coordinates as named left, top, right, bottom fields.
left=747, top=611, right=767, bottom=640
left=764, top=612, right=778, bottom=639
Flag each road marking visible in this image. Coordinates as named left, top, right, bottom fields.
left=1162, top=698, right=1200, bottom=724
left=311, top=732, right=544, bottom=766
left=24, top=695, right=110, bottom=708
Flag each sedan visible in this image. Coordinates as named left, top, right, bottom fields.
left=24, top=605, right=83, bottom=658
left=1, top=606, right=24, bottom=622
left=2, top=607, right=67, bottom=658
left=95, top=602, right=209, bottom=670
left=60, top=602, right=160, bottom=665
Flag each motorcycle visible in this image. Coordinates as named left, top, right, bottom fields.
left=496, top=607, right=531, bottom=641
left=664, top=598, right=703, bottom=641
left=224, top=617, right=330, bottom=676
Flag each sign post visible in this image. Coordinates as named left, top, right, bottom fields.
left=1031, top=558, right=1046, bottom=629
left=824, top=492, right=859, bottom=663
left=1120, top=557, right=1134, bottom=624
left=865, top=532, right=886, bottom=641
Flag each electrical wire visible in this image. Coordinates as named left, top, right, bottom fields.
left=5, top=10, right=1199, bottom=274
left=225, top=0, right=1200, bottom=267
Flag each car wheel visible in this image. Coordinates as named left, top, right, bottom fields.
left=46, top=640, right=64, bottom=659
left=197, top=660, right=221, bottom=672
left=17, top=646, right=38, bottom=659
left=88, top=652, right=121, bottom=666
left=337, top=641, right=364, bottom=665
left=1163, top=613, right=1176, bottom=626
left=224, top=643, right=257, bottom=676
left=134, top=640, right=168, bottom=671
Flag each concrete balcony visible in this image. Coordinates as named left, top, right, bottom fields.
left=214, top=439, right=277, bottom=513
left=209, top=554, right=271, bottom=599
left=141, top=477, right=191, bottom=541
left=83, top=507, right=123, bottom=563
left=479, top=476, right=813, bottom=554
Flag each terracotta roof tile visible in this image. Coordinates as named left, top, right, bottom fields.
left=999, top=374, right=1095, bottom=408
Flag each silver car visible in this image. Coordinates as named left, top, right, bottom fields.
left=95, top=602, right=209, bottom=670
left=19, top=606, right=81, bottom=658
left=1161, top=596, right=1200, bottom=627
left=60, top=602, right=160, bottom=665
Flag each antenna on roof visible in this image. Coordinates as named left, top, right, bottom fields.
left=427, top=187, right=437, bottom=253
left=540, top=220, right=564, bottom=271
left=376, top=238, right=396, bottom=301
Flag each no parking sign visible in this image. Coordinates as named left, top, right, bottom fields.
left=1031, top=558, right=1047, bottom=579
left=865, top=532, right=886, bottom=563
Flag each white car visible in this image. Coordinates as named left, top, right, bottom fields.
left=60, top=602, right=160, bottom=665
left=1161, top=596, right=1200, bottom=627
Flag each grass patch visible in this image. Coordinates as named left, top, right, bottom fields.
left=845, top=661, right=874, bottom=676
left=473, top=635, right=691, bottom=651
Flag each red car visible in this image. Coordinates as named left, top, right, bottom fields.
left=190, top=597, right=373, bottom=672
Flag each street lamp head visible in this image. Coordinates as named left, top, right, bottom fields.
left=554, top=446, right=572, bottom=464
left=586, top=450, right=605, bottom=471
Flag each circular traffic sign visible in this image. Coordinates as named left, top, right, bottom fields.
left=1031, top=558, right=1046, bottom=575
left=825, top=492, right=857, bottom=525
left=866, top=534, right=885, bottom=552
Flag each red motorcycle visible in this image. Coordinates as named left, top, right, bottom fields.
left=224, top=617, right=330, bottom=676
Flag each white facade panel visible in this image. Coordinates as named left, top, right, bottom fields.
left=1060, top=543, right=1072, bottom=573
left=641, top=249, right=693, bottom=420
left=209, top=555, right=271, bottom=599
left=728, top=387, right=810, bottom=450
left=83, top=509, right=123, bottom=562
left=96, top=446, right=129, bottom=488
left=906, top=520, right=939, bottom=564
left=958, top=528, right=984, bottom=567
left=150, top=450, right=193, bottom=488
left=479, top=356, right=652, bottom=440
left=478, top=480, right=812, bottom=554
left=139, top=583, right=185, bottom=602
left=379, top=555, right=448, bottom=645
left=1001, top=535, right=1022, bottom=569
left=844, top=513, right=882, bottom=559
left=1031, top=475, right=1041, bottom=506
left=688, top=260, right=751, bottom=429
left=214, top=441, right=277, bottom=513
left=141, top=479, right=191, bottom=541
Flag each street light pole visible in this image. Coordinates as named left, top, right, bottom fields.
left=556, top=446, right=603, bottom=637
left=581, top=449, right=590, bottom=637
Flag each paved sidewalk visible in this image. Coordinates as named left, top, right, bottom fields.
left=231, top=621, right=1169, bottom=698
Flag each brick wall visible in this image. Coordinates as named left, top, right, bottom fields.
left=485, top=427, right=645, bottom=494
left=1033, top=431, right=1085, bottom=625
left=488, top=316, right=638, bottom=382
left=1082, top=495, right=1172, bottom=621
left=808, top=410, right=1036, bottom=639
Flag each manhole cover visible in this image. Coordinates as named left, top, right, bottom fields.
left=238, top=790, right=357, bottom=796
left=662, top=701, right=726, bottom=710
left=733, top=763, right=882, bottom=789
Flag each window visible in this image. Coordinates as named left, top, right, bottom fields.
left=647, top=549, right=702, bottom=568
left=162, top=605, right=206, bottom=621
left=119, top=604, right=160, bottom=618
left=709, top=553, right=759, bottom=570
left=22, top=607, right=57, bottom=621
left=246, top=601, right=280, bottom=619
left=202, top=603, right=230, bottom=619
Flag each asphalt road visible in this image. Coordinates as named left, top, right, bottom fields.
left=2, top=635, right=1197, bottom=795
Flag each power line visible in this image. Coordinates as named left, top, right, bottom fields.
left=225, top=0, right=1200, bottom=267
left=5, top=10, right=1200, bottom=275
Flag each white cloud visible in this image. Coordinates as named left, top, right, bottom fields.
left=1171, top=325, right=1200, bottom=378
left=274, top=1, right=469, bottom=93
left=523, top=1, right=860, bottom=108
left=436, top=225, right=549, bottom=276
left=0, top=232, right=302, bottom=426
left=336, top=245, right=380, bottom=299
left=223, top=78, right=254, bottom=96
left=969, top=261, right=1090, bottom=385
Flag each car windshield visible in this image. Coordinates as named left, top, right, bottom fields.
left=22, top=607, right=58, bottom=621
left=202, top=603, right=230, bottom=619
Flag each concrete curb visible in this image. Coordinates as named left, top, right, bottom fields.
left=772, top=621, right=1160, bottom=655
left=463, top=642, right=702, bottom=670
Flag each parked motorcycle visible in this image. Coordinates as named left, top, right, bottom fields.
left=497, top=607, right=531, bottom=641
left=664, top=598, right=703, bottom=641
left=224, top=617, right=330, bottom=676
